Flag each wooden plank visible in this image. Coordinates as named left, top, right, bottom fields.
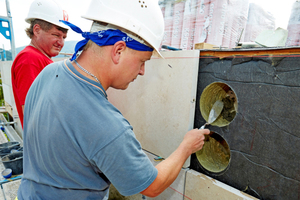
left=199, top=47, right=300, bottom=58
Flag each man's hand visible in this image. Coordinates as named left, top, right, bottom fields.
left=181, top=128, right=210, bottom=154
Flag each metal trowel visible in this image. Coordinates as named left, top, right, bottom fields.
left=200, top=100, right=224, bottom=129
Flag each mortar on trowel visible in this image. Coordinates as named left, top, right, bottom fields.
left=200, top=100, right=224, bottom=130
left=199, top=99, right=224, bottom=142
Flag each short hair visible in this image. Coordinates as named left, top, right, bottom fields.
left=81, top=40, right=104, bottom=58
left=25, top=19, right=68, bottom=39
left=82, top=40, right=94, bottom=51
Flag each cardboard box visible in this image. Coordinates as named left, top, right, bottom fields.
left=194, top=42, right=217, bottom=49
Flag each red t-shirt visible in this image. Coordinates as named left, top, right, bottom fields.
left=11, top=46, right=53, bottom=127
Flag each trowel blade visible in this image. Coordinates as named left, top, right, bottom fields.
left=207, top=100, right=224, bottom=124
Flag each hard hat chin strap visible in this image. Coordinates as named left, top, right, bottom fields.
left=60, top=20, right=153, bottom=61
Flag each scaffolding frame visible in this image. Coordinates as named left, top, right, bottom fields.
left=0, top=0, right=16, bottom=60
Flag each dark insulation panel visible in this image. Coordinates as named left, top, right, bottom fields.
left=191, top=55, right=300, bottom=200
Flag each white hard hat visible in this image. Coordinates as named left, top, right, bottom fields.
left=25, top=0, right=69, bottom=30
left=82, top=0, right=165, bottom=57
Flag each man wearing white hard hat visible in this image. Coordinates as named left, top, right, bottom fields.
left=17, top=0, right=209, bottom=199
left=11, top=0, right=68, bottom=127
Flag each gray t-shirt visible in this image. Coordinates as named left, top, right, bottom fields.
left=18, top=59, right=157, bottom=199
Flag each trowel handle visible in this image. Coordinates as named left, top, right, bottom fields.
left=200, top=123, right=207, bottom=129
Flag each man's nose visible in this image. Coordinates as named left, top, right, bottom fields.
left=139, top=65, right=145, bottom=76
left=57, top=37, right=65, bottom=47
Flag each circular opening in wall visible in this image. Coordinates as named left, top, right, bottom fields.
left=196, top=131, right=231, bottom=174
left=200, top=82, right=238, bottom=127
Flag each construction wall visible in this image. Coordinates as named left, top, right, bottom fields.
left=107, top=50, right=260, bottom=199
left=192, top=49, right=300, bottom=200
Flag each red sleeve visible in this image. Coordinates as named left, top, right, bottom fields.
left=13, top=60, right=43, bottom=105
left=12, top=47, right=52, bottom=106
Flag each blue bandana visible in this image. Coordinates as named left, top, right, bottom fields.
left=60, top=20, right=154, bottom=61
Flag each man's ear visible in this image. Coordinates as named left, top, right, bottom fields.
left=111, top=41, right=127, bottom=64
left=32, top=24, right=41, bottom=36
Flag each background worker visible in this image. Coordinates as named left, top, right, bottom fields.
left=11, top=0, right=69, bottom=127
left=17, top=0, right=210, bottom=199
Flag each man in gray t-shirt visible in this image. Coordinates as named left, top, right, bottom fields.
left=19, top=60, right=157, bottom=199
left=17, top=0, right=210, bottom=199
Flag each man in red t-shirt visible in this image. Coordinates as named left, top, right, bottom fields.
left=11, top=0, right=69, bottom=127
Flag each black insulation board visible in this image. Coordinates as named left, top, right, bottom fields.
left=191, top=55, right=300, bottom=200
